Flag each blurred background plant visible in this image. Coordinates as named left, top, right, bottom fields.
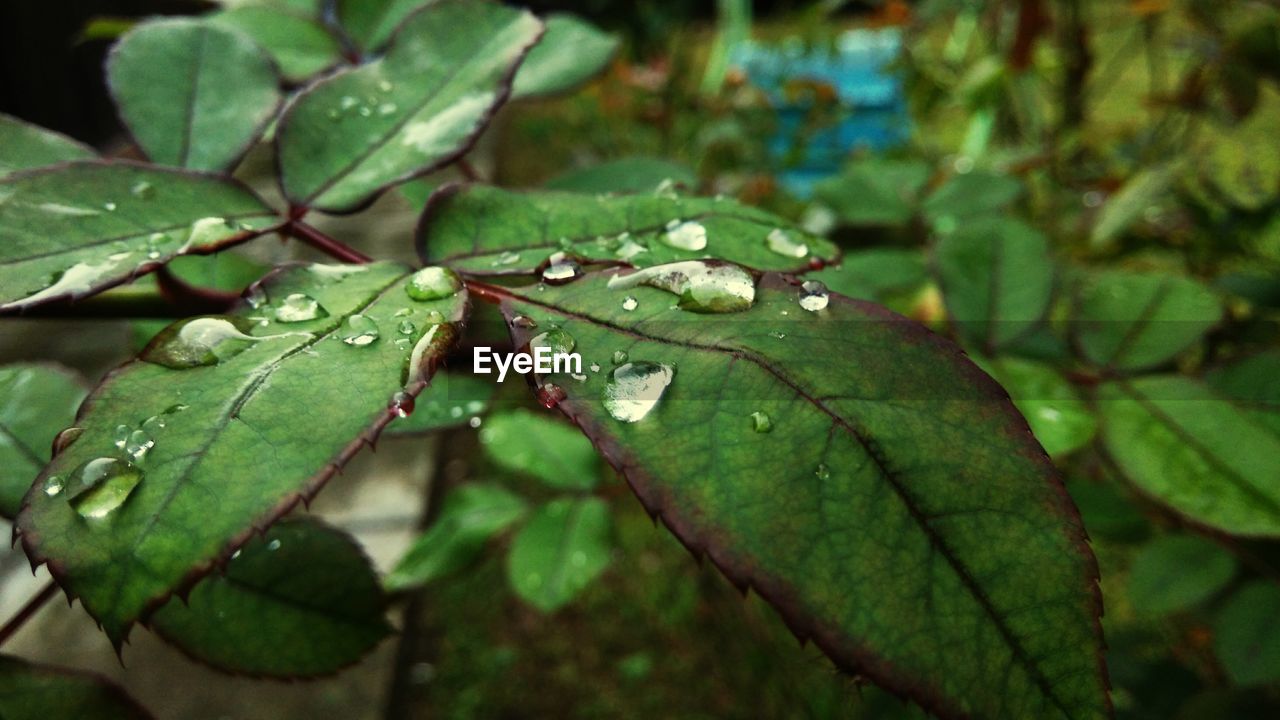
left=1, top=0, right=1278, bottom=718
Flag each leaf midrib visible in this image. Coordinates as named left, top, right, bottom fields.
left=502, top=284, right=1077, bottom=717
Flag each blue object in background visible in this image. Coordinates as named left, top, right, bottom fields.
left=729, top=28, right=910, bottom=196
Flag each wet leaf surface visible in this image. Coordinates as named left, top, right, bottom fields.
left=0, top=364, right=87, bottom=518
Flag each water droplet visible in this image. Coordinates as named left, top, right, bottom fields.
left=340, top=95, right=358, bottom=110
left=102, top=201, right=117, bottom=212
left=589, top=363, right=601, bottom=372
left=377, top=79, right=394, bottom=92
left=662, top=219, right=708, bottom=251
left=141, top=316, right=260, bottom=369
left=185, top=216, right=233, bottom=248
left=67, top=457, right=143, bottom=520
left=274, top=293, right=327, bottom=323
left=341, top=314, right=380, bottom=346
left=542, top=256, right=582, bottom=285
left=603, top=362, right=675, bottom=423
left=493, top=251, right=521, bottom=267
left=267, top=539, right=282, bottom=551
left=378, top=102, right=398, bottom=115
left=750, top=411, right=773, bottom=433
left=405, top=267, right=462, bottom=301
left=41, top=472, right=66, bottom=497
left=537, top=383, right=566, bottom=408
left=608, top=261, right=755, bottom=314
left=130, top=181, right=155, bottom=200
left=622, top=296, right=638, bottom=311
left=530, top=327, right=575, bottom=355
left=51, top=427, right=82, bottom=456
left=512, top=315, right=537, bottom=330
left=653, top=179, right=680, bottom=199
left=815, top=463, right=830, bottom=480
left=398, top=320, right=417, bottom=335
left=124, top=429, right=153, bottom=462
left=769, top=331, right=786, bottom=340
left=468, top=416, right=483, bottom=428
left=391, top=391, right=415, bottom=418
left=11, top=259, right=116, bottom=309
left=612, top=350, right=628, bottom=365
left=112, top=424, right=131, bottom=450
left=765, top=228, right=808, bottom=258
left=799, top=280, right=830, bottom=312
left=571, top=551, right=587, bottom=567
left=615, top=235, right=648, bottom=261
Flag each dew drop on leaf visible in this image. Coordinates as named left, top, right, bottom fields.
left=398, top=320, right=417, bottom=335
left=112, top=424, right=131, bottom=450
left=799, top=280, right=830, bottom=312
left=405, top=266, right=463, bottom=301
left=542, top=254, right=583, bottom=285
left=493, top=251, right=522, bottom=267
left=512, top=315, right=537, bottom=330
left=67, top=457, right=143, bottom=520
left=750, top=411, right=773, bottom=433
left=141, top=316, right=260, bottom=369
left=608, top=261, right=755, bottom=314
left=765, top=228, right=808, bottom=258
left=662, top=219, right=708, bottom=251
left=391, top=391, right=415, bottom=418
left=815, top=463, right=831, bottom=480
left=530, top=327, right=575, bottom=356
left=274, top=293, right=328, bottom=323
left=43, top=475, right=65, bottom=497
left=622, top=296, right=638, bottom=311
left=267, top=539, right=282, bottom=551
left=341, top=314, right=380, bottom=346
left=612, top=350, right=628, bottom=365
left=130, top=181, right=155, bottom=200
left=615, top=234, right=648, bottom=261
left=103, top=202, right=117, bottom=212
left=603, top=361, right=676, bottom=423
left=124, top=429, right=154, bottom=463
left=537, top=383, right=567, bottom=408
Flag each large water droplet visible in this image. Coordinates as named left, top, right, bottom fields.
left=541, top=254, right=582, bottom=285
left=67, top=457, right=143, bottom=520
left=607, top=261, right=755, bottom=314
left=11, top=260, right=116, bottom=309
left=141, top=316, right=260, bottom=369
left=530, top=327, right=575, bottom=356
left=750, top=411, right=773, bottom=433
left=274, top=293, right=328, bottom=323
left=43, top=475, right=65, bottom=497
left=603, top=362, right=675, bottom=423
left=622, top=296, right=638, bottom=311
left=341, top=314, right=380, bottom=346
left=662, top=220, right=708, bottom=251
left=799, top=280, right=830, bottom=312
left=765, top=228, right=808, bottom=258
left=405, top=267, right=462, bottom=301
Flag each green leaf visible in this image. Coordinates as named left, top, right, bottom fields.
left=935, top=217, right=1054, bottom=351
left=1214, top=581, right=1280, bottom=686
left=0, top=364, right=87, bottom=519
left=486, top=270, right=1108, bottom=719
left=107, top=19, right=281, bottom=172
left=150, top=518, right=391, bottom=677
left=278, top=1, right=543, bottom=213
left=507, top=497, right=611, bottom=612
left=1089, top=165, right=1176, bottom=250
left=417, top=185, right=837, bottom=275
left=0, top=162, right=281, bottom=313
left=1205, top=350, right=1280, bottom=437
left=975, top=356, right=1096, bottom=458
left=0, top=656, right=152, bottom=720
left=1065, top=478, right=1149, bottom=543
left=804, top=248, right=928, bottom=313
left=479, top=409, right=600, bottom=490
left=512, top=13, right=619, bottom=100
left=16, top=261, right=467, bottom=646
left=811, top=158, right=930, bottom=227
left=922, top=170, right=1023, bottom=232
left=208, top=6, right=342, bottom=83
left=545, top=157, right=698, bottom=195
left=385, top=371, right=495, bottom=435
left=1127, top=535, right=1236, bottom=616
left=1097, top=376, right=1280, bottom=536
left=385, top=483, right=528, bottom=591
left=336, top=0, right=431, bottom=53
left=0, top=114, right=95, bottom=179
left=1071, top=270, right=1222, bottom=372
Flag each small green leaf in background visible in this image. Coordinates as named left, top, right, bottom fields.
left=976, top=356, right=1096, bottom=458
left=1089, top=165, right=1176, bottom=249
left=0, top=656, right=152, bottom=720
left=337, top=0, right=432, bottom=53
left=1206, top=350, right=1280, bottom=436
left=507, top=497, right=612, bottom=612
left=278, top=1, right=543, bottom=212
left=208, top=5, right=342, bottom=83
left=811, top=157, right=930, bottom=227
left=0, top=162, right=280, bottom=312
left=1098, top=377, right=1280, bottom=536
left=511, top=13, right=619, bottom=100
left=417, top=185, right=837, bottom=275
left=935, top=217, right=1054, bottom=351
left=1065, top=478, right=1150, bottom=542
left=480, top=408, right=600, bottom=490
left=1127, top=535, right=1236, bottom=616
left=0, top=114, right=95, bottom=179
left=107, top=19, right=281, bottom=172
left=0, top=364, right=87, bottom=518
left=922, top=170, right=1023, bottom=233
left=1072, top=270, right=1222, bottom=371
left=1214, top=581, right=1280, bottom=686
left=545, top=157, right=699, bottom=195
left=385, top=371, right=496, bottom=435
left=150, top=518, right=391, bottom=677
left=804, top=248, right=928, bottom=313
left=1193, top=88, right=1280, bottom=211
left=386, top=483, right=528, bottom=590
left=17, top=262, right=466, bottom=646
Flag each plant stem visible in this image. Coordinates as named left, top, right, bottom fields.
left=456, top=158, right=484, bottom=183
left=285, top=221, right=373, bottom=264
left=0, top=581, right=58, bottom=648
